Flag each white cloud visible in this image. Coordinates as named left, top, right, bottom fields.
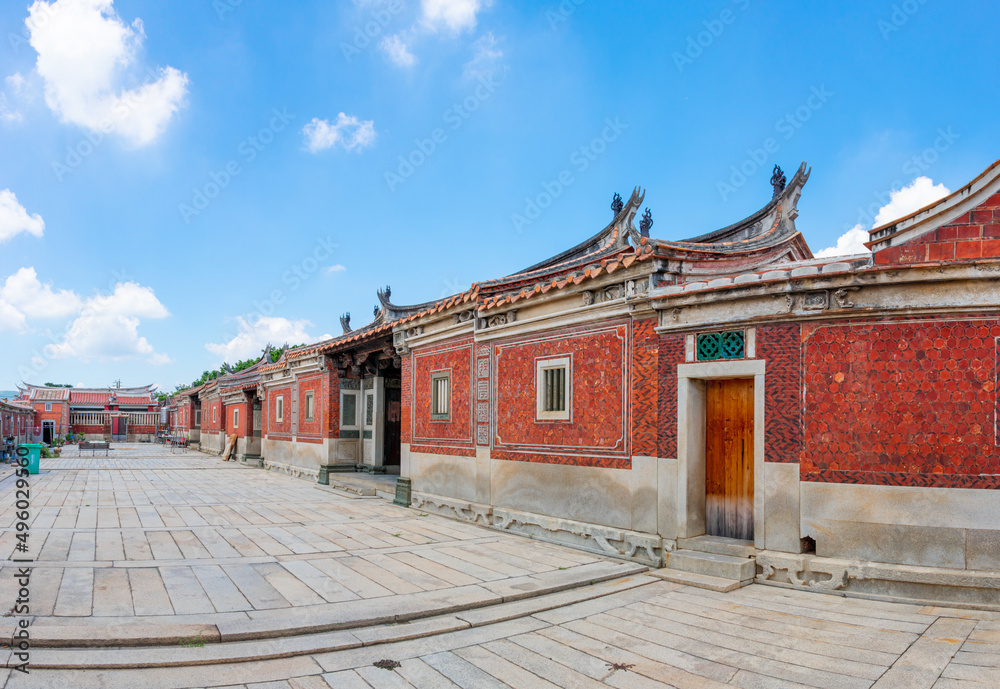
left=873, top=176, right=951, bottom=227
left=0, top=190, right=45, bottom=242
left=0, top=299, right=28, bottom=333
left=46, top=281, right=170, bottom=361
left=324, top=264, right=347, bottom=275
left=147, top=353, right=172, bottom=365
left=206, top=316, right=331, bottom=362
left=6, top=73, right=25, bottom=93
left=302, top=114, right=377, bottom=153
left=421, top=0, right=491, bottom=33
left=815, top=224, right=871, bottom=258
left=27, top=0, right=189, bottom=147
left=380, top=34, right=417, bottom=67
left=1, top=267, right=82, bottom=317
left=0, top=94, right=21, bottom=123
left=463, top=32, right=502, bottom=79
left=815, top=177, right=952, bottom=258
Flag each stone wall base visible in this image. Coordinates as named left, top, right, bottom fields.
left=412, top=490, right=668, bottom=568
left=263, top=459, right=319, bottom=481
left=756, top=550, right=1000, bottom=611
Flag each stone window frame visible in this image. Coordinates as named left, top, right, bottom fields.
left=341, top=390, right=360, bottom=430
left=213, top=406, right=217, bottom=423
left=233, top=408, right=239, bottom=429
left=304, top=392, right=315, bottom=422
left=535, top=355, right=572, bottom=422
left=44, top=402, right=52, bottom=412
left=430, top=370, right=452, bottom=422
left=275, top=396, right=284, bottom=423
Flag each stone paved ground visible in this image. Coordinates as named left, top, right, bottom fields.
left=2, top=445, right=999, bottom=688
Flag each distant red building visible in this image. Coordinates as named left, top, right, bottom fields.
left=16, top=384, right=159, bottom=442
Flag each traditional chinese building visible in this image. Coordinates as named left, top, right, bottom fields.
left=257, top=309, right=403, bottom=480
left=166, top=384, right=204, bottom=444
left=0, top=398, right=34, bottom=445
left=378, top=159, right=1000, bottom=607
left=16, top=383, right=159, bottom=442
left=173, top=156, right=1000, bottom=608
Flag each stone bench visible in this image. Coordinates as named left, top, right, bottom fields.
left=79, top=441, right=110, bottom=456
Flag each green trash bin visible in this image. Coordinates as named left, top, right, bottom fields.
left=19, top=443, right=43, bottom=475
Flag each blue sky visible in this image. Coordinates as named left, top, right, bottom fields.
left=0, top=0, right=998, bottom=392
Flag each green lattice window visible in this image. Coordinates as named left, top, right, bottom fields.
left=696, top=330, right=745, bottom=361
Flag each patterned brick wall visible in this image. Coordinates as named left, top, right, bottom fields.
left=324, top=371, right=340, bottom=439
left=410, top=338, right=475, bottom=457
left=757, top=323, right=803, bottom=463
left=875, top=193, right=1000, bottom=265
left=492, top=322, right=630, bottom=469
left=802, top=317, right=1000, bottom=489
left=297, top=373, right=324, bottom=439
left=658, top=332, right=685, bottom=459
left=266, top=387, right=291, bottom=438
left=632, top=318, right=659, bottom=457
left=401, top=355, right=411, bottom=444
left=225, top=401, right=249, bottom=437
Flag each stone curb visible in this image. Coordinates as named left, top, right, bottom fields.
left=12, top=573, right=658, bottom=669
left=17, top=560, right=646, bottom=650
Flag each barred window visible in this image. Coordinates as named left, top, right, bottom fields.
left=275, top=396, right=284, bottom=422
left=304, top=393, right=315, bottom=422
left=536, top=357, right=571, bottom=421
left=431, top=372, right=451, bottom=421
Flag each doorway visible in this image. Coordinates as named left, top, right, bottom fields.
left=383, top=383, right=401, bottom=467
left=705, top=379, right=755, bottom=540
left=42, top=421, right=54, bottom=445
left=111, top=416, right=127, bottom=441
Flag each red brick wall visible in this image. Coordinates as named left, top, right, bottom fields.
left=297, top=373, right=325, bottom=443
left=203, top=399, right=223, bottom=433
left=401, top=355, right=412, bottom=444
left=493, top=322, right=630, bottom=469
left=658, top=332, right=686, bottom=458
left=875, top=193, right=1000, bottom=265
left=410, top=338, right=475, bottom=457
left=757, top=323, right=803, bottom=463
left=34, top=402, right=69, bottom=435
left=226, top=401, right=249, bottom=438
left=325, top=371, right=340, bottom=440
left=265, top=387, right=291, bottom=438
left=632, top=318, right=659, bottom=457
left=802, top=317, right=1000, bottom=488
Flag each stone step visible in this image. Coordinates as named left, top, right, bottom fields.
left=677, top=535, right=756, bottom=559
left=650, top=568, right=752, bottom=593
left=666, top=549, right=756, bottom=581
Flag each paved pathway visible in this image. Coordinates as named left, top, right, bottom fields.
left=1, top=445, right=998, bottom=688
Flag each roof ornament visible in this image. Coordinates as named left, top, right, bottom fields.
left=771, top=165, right=787, bottom=198
left=340, top=312, right=352, bottom=334
left=639, top=208, right=653, bottom=238
left=373, top=305, right=380, bottom=317
left=611, top=193, right=624, bottom=216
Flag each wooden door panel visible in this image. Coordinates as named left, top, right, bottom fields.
left=706, top=379, right=754, bottom=540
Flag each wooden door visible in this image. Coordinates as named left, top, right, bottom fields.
left=383, top=385, right=401, bottom=467
left=705, top=379, right=754, bottom=540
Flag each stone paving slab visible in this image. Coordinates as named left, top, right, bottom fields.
left=5, top=445, right=1000, bottom=687
left=0, top=445, right=641, bottom=648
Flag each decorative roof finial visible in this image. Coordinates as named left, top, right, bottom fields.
left=611, top=193, right=623, bottom=216
left=373, top=305, right=380, bottom=317
left=340, top=312, right=352, bottom=334
left=771, top=165, right=787, bottom=198
left=639, top=208, right=653, bottom=238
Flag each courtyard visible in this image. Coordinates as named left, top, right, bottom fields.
left=0, top=444, right=994, bottom=688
